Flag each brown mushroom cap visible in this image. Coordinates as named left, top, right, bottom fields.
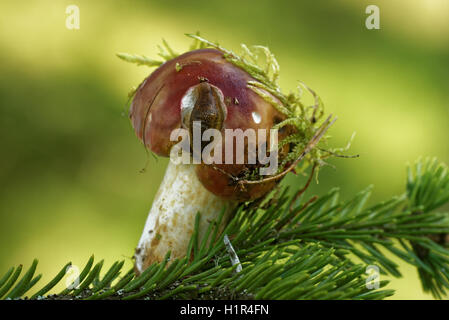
left=130, top=48, right=293, bottom=201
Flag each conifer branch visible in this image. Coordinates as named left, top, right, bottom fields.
left=1, top=158, right=448, bottom=300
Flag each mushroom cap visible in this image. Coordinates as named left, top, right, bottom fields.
left=130, top=48, right=292, bottom=201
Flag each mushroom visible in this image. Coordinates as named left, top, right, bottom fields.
left=130, top=48, right=296, bottom=274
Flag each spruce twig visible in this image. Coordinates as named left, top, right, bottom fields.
left=1, top=158, right=448, bottom=300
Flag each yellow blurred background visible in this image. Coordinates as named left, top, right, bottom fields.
left=0, top=0, right=448, bottom=299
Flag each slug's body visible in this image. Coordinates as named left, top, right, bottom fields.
left=189, top=81, right=226, bottom=134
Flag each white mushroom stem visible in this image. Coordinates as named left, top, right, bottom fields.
left=134, top=161, right=234, bottom=274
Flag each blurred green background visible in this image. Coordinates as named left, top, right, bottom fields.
left=0, top=0, right=448, bottom=299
